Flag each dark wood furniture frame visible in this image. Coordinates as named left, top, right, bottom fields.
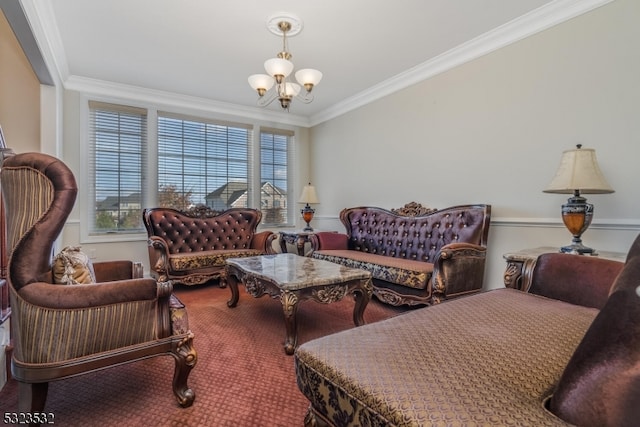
left=226, top=254, right=372, bottom=355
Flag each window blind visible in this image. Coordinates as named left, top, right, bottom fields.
left=260, top=129, right=293, bottom=226
left=88, top=101, right=147, bottom=234
left=157, top=113, right=253, bottom=211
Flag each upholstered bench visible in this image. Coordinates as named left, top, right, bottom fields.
left=295, top=248, right=637, bottom=427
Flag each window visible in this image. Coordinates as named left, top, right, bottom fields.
left=85, top=101, right=295, bottom=239
left=260, top=129, right=293, bottom=226
left=88, top=101, right=147, bottom=234
left=157, top=113, right=253, bottom=211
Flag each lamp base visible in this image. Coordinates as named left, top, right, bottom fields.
left=559, top=194, right=596, bottom=256
left=301, top=204, right=315, bottom=232
left=560, top=243, right=597, bottom=256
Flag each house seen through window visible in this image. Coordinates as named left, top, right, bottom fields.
left=89, top=103, right=293, bottom=235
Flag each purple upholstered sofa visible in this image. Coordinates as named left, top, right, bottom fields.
left=295, top=237, right=640, bottom=426
left=310, top=203, right=491, bottom=306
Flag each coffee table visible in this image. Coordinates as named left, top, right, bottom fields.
left=225, top=253, right=373, bottom=355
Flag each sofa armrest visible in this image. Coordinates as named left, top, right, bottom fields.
left=431, top=242, right=487, bottom=303
left=528, top=253, right=624, bottom=309
left=93, top=260, right=144, bottom=282
left=309, top=232, right=349, bottom=251
left=17, top=277, right=160, bottom=309
left=147, top=236, right=172, bottom=281
left=251, top=230, right=277, bottom=254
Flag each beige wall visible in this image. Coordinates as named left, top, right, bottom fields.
left=0, top=10, right=40, bottom=152
left=309, top=0, right=640, bottom=289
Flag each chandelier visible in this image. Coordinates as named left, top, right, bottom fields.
left=248, top=14, right=322, bottom=111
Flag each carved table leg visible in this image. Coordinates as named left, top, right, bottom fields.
left=226, top=266, right=240, bottom=307
left=280, top=290, right=300, bottom=355
left=352, top=278, right=372, bottom=326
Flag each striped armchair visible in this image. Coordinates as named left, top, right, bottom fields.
left=1, top=152, right=197, bottom=412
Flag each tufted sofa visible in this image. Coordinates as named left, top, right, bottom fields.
left=310, top=203, right=491, bottom=306
left=143, top=207, right=275, bottom=286
left=295, top=243, right=640, bottom=427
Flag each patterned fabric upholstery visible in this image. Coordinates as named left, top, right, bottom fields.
left=311, top=204, right=490, bottom=306
left=295, top=289, right=596, bottom=427
left=11, top=293, right=157, bottom=363
left=312, top=250, right=432, bottom=290
left=2, top=152, right=197, bottom=410
left=342, top=205, right=489, bottom=263
left=143, top=207, right=275, bottom=286
left=145, top=208, right=263, bottom=252
left=52, top=246, right=97, bottom=285
left=169, top=249, right=264, bottom=271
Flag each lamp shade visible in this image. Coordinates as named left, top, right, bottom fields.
left=543, top=146, right=614, bottom=194
left=264, top=58, right=294, bottom=78
left=295, top=68, right=323, bottom=86
left=298, top=184, right=319, bottom=204
left=248, top=74, right=275, bottom=91
left=284, top=82, right=301, bottom=97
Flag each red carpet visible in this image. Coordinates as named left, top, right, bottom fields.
left=0, top=284, right=406, bottom=426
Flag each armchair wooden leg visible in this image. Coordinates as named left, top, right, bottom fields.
left=18, top=381, right=49, bottom=414
left=171, top=332, right=197, bottom=407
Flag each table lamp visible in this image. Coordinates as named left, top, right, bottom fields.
left=298, top=183, right=319, bottom=231
left=543, top=144, right=614, bottom=255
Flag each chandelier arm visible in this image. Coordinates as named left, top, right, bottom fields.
left=256, top=89, right=279, bottom=107
left=295, top=92, right=315, bottom=104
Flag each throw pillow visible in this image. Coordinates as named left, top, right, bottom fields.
left=548, top=255, right=640, bottom=426
left=52, top=246, right=97, bottom=285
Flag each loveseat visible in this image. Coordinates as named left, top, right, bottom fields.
left=143, top=206, right=275, bottom=286
left=309, top=203, right=491, bottom=306
left=295, top=239, right=640, bottom=427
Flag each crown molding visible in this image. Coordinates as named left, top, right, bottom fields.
left=64, top=75, right=311, bottom=127
left=309, top=0, right=616, bottom=127
left=18, top=0, right=68, bottom=85
left=22, top=0, right=615, bottom=128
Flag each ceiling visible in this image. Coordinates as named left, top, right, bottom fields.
left=14, top=1, right=610, bottom=126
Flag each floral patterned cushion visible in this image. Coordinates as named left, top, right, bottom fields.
left=169, top=249, right=264, bottom=271
left=312, top=249, right=432, bottom=290
left=52, top=246, right=96, bottom=285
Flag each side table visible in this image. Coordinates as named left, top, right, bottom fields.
left=503, top=246, right=626, bottom=291
left=279, top=230, right=317, bottom=256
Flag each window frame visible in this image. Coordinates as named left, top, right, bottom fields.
left=79, top=95, right=297, bottom=244
left=156, top=112, right=254, bottom=212
left=259, top=128, right=295, bottom=227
